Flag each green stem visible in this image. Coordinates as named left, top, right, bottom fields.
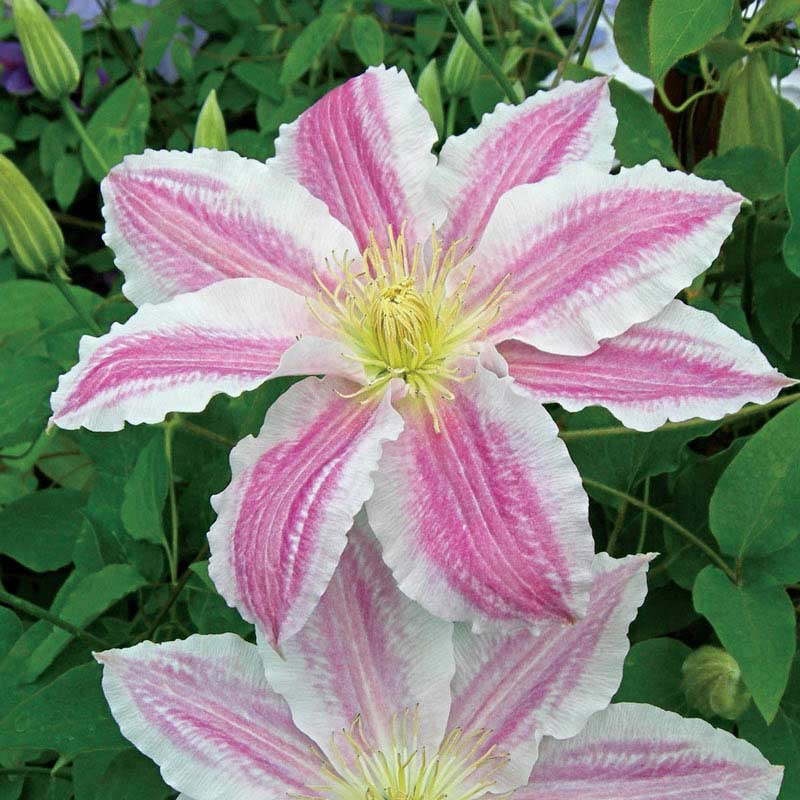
left=441, top=0, right=522, bottom=103
left=446, top=96, right=459, bottom=139
left=551, top=0, right=594, bottom=87
left=605, top=497, right=627, bottom=557
left=636, top=477, right=650, bottom=553
left=0, top=588, right=112, bottom=650
left=582, top=478, right=739, bottom=583
left=577, top=0, right=604, bottom=65
left=176, top=419, right=235, bottom=449
left=655, top=82, right=717, bottom=114
left=164, top=417, right=180, bottom=585
left=0, top=767, right=71, bottom=780
left=560, top=391, right=799, bottom=440
left=60, top=98, right=110, bottom=175
left=47, top=264, right=102, bottom=335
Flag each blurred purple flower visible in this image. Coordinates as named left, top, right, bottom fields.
left=63, top=0, right=207, bottom=84
left=0, top=41, right=35, bottom=95
left=375, top=2, right=417, bottom=28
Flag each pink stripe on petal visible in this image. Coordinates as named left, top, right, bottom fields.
left=366, top=363, right=593, bottom=632
left=50, top=278, right=329, bottom=432
left=273, top=66, right=443, bottom=251
left=261, top=523, right=454, bottom=761
left=433, top=78, right=616, bottom=250
left=207, top=377, right=403, bottom=649
left=102, top=148, right=358, bottom=306
left=447, top=553, right=650, bottom=792
left=469, top=162, right=742, bottom=356
left=519, top=703, right=783, bottom=800
left=96, top=634, right=325, bottom=800
left=502, top=300, right=795, bottom=431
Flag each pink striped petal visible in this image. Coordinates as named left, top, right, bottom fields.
left=447, top=552, right=650, bottom=792
left=434, top=78, right=616, bottom=250
left=103, top=148, right=359, bottom=306
left=49, top=278, right=354, bottom=432
left=501, top=300, right=795, bottom=431
left=468, top=162, right=742, bottom=356
left=366, top=363, right=593, bottom=632
left=207, top=377, right=403, bottom=650
left=260, top=523, right=454, bottom=760
left=519, top=703, right=783, bottom=800
left=273, top=66, right=442, bottom=251
left=96, top=634, right=324, bottom=800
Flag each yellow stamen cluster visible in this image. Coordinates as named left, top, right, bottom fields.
left=309, top=226, right=508, bottom=431
left=299, top=708, right=506, bottom=800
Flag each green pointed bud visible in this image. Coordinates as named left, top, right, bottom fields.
left=0, top=155, right=64, bottom=275
left=13, top=0, right=80, bottom=101
left=719, top=52, right=784, bottom=161
left=682, top=645, right=751, bottom=721
left=443, top=0, right=483, bottom=98
left=417, top=60, right=445, bottom=140
left=194, top=89, right=228, bottom=151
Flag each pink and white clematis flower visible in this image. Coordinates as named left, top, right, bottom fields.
left=96, top=526, right=783, bottom=800
left=51, top=66, right=793, bottom=647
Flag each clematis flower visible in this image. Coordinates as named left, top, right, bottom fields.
left=51, top=67, right=793, bottom=647
left=95, top=526, right=783, bottom=800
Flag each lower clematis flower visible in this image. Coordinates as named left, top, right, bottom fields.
left=50, top=66, right=794, bottom=647
left=95, top=526, right=783, bottom=800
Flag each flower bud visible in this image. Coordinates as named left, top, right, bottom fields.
left=682, top=645, right=751, bottom=721
left=0, top=155, right=65, bottom=275
left=13, top=0, right=81, bottom=101
left=443, top=0, right=483, bottom=98
left=417, top=59, right=444, bottom=140
left=719, top=52, right=784, bottom=161
left=194, top=89, right=228, bottom=151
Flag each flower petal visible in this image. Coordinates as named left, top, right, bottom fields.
left=103, top=148, right=358, bottom=306
left=96, top=634, right=324, bottom=800
left=366, top=363, right=593, bottom=631
left=447, top=553, right=649, bottom=792
left=207, top=377, right=404, bottom=649
left=50, top=278, right=336, bottom=432
left=434, top=78, right=615, bottom=250
left=260, top=523, right=454, bottom=760
left=468, top=161, right=742, bottom=355
left=501, top=300, right=795, bottom=431
left=519, top=702, right=783, bottom=800
left=273, top=65, right=442, bottom=250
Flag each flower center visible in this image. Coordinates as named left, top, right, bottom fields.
left=309, top=226, right=508, bottom=431
left=300, top=709, right=505, bottom=800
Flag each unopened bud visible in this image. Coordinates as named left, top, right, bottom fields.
left=0, top=155, right=65, bottom=275
left=194, top=89, right=228, bottom=151
left=13, top=0, right=81, bottom=100
left=682, top=646, right=751, bottom=721
left=417, top=59, right=444, bottom=139
left=719, top=53, right=784, bottom=161
left=443, top=0, right=483, bottom=97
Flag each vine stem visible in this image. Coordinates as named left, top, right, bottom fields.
left=577, top=0, right=605, bottom=65
left=581, top=478, right=739, bottom=583
left=164, top=417, right=181, bottom=586
left=60, top=98, right=110, bottom=175
left=551, top=0, right=595, bottom=87
left=441, top=0, right=522, bottom=103
left=0, top=588, right=112, bottom=650
left=560, top=392, right=799, bottom=440
left=47, top=263, right=102, bottom=335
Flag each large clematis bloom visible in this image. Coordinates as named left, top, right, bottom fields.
left=96, top=526, right=783, bottom=800
left=51, top=67, right=793, bottom=647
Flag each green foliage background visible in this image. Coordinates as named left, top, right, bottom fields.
left=1, top=0, right=800, bottom=797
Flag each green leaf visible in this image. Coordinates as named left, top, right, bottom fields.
left=0, top=662, right=127, bottom=759
left=121, top=434, right=168, bottom=545
left=610, top=80, right=679, bottom=168
left=649, top=0, right=734, bottom=82
left=280, top=13, right=343, bottom=85
left=709, top=401, right=800, bottom=559
left=753, top=254, right=800, bottom=359
left=83, top=77, right=151, bottom=181
left=351, top=15, right=385, bottom=66
left=52, top=153, right=83, bottom=210
left=693, top=566, right=796, bottom=722
left=142, top=0, right=183, bottom=71
left=784, top=145, right=800, bottom=277
left=614, top=637, right=692, bottom=712
left=0, top=354, right=61, bottom=448
left=614, top=0, right=651, bottom=77
left=0, top=489, right=85, bottom=571
left=94, top=750, right=172, bottom=800
left=694, top=146, right=785, bottom=200
left=231, top=62, right=280, bottom=95
left=749, top=0, right=800, bottom=32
